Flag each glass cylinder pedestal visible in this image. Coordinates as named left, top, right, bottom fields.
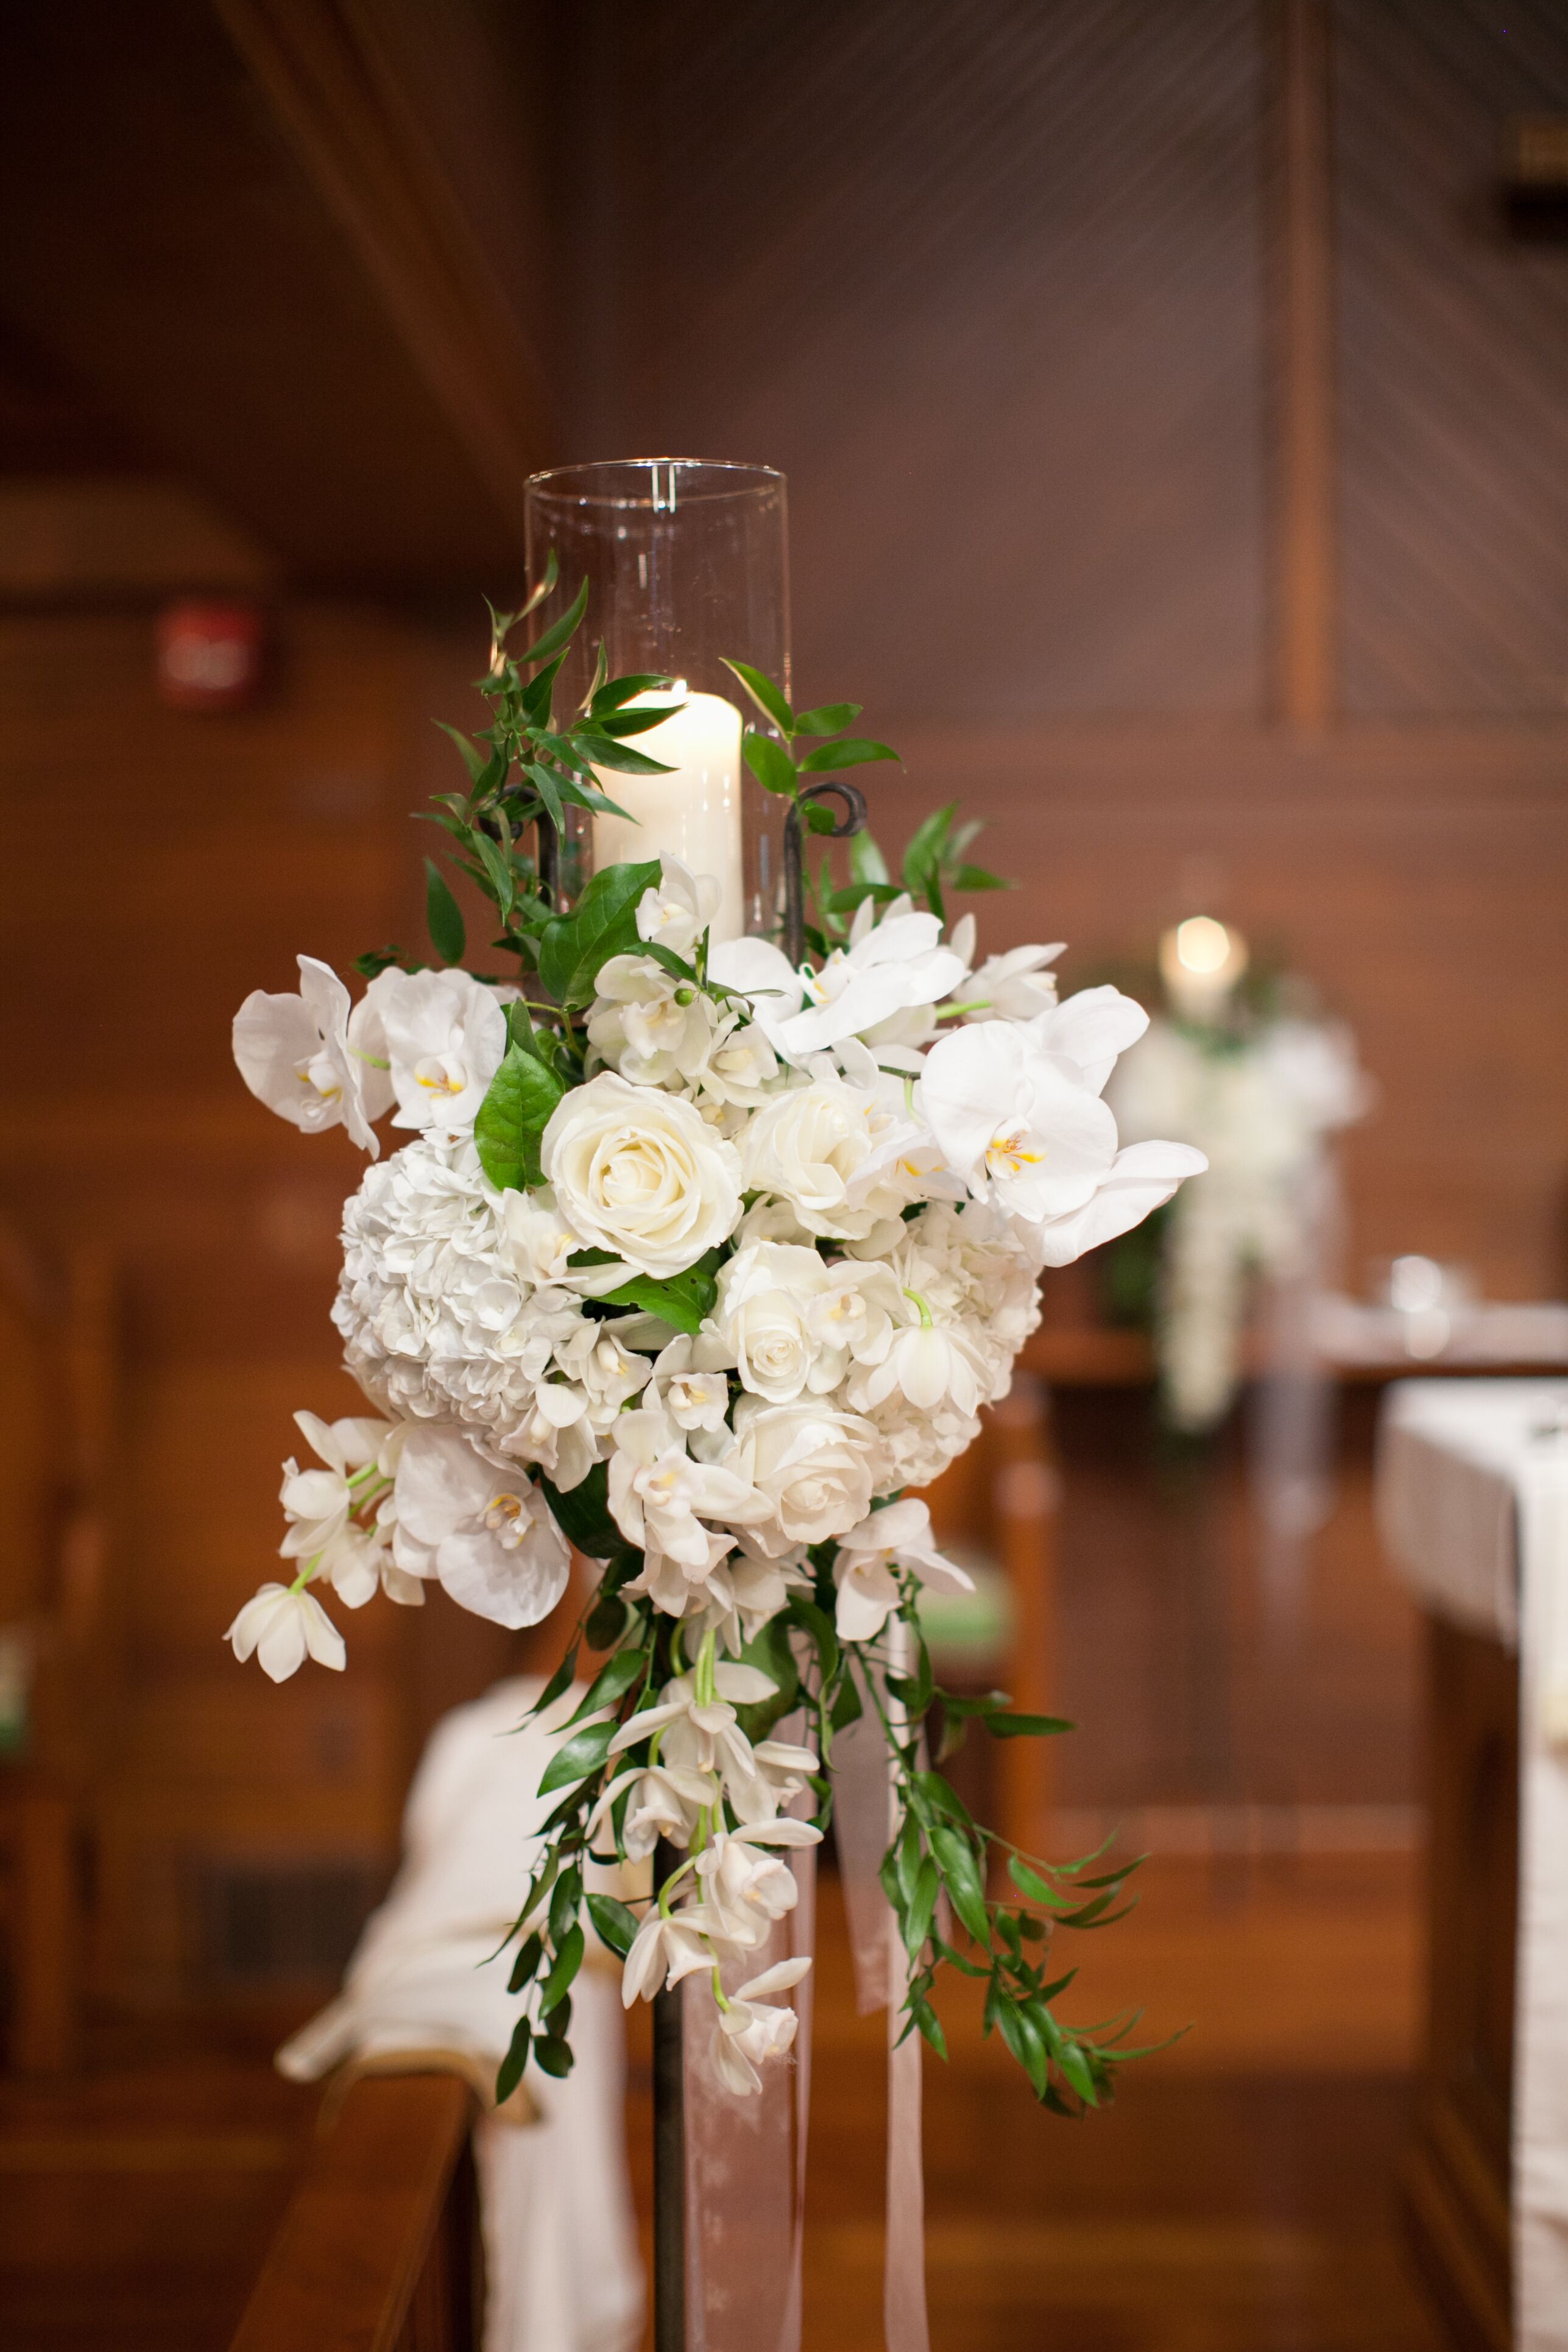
left=522, top=458, right=789, bottom=941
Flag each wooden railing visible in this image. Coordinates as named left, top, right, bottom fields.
left=230, top=2072, right=481, bottom=2352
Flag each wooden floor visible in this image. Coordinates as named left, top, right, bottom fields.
left=0, top=1848, right=1446, bottom=2351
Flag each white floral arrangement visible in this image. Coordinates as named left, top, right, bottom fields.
left=227, top=593, right=1204, bottom=2110
left=1107, top=988, right=1369, bottom=1432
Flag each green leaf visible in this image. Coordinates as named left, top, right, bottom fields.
left=803, top=802, right=838, bottom=836
left=787, top=1595, right=839, bottom=1686
left=902, top=803, right=955, bottom=889
left=495, top=2015, right=532, bottom=2104
left=849, top=828, right=891, bottom=885
left=721, top=657, right=794, bottom=736
left=520, top=576, right=590, bottom=671
left=911, top=1997, right=948, bottom=2060
left=538, top=859, right=662, bottom=1007
left=538, top=1718, right=616, bottom=1795
left=928, top=1822, right=991, bottom=1948
left=521, top=651, right=567, bottom=727
left=905, top=1856, right=941, bottom=1960
left=434, top=721, right=487, bottom=783
left=526, top=760, right=567, bottom=838
left=796, top=737, right=899, bottom=772
left=1056, top=2038, right=1099, bottom=2107
left=507, top=1931, right=543, bottom=1993
left=586, top=1893, right=640, bottom=1960
left=995, top=1993, right=1051, bottom=2100
left=829, top=1673, right=864, bottom=1732
left=539, top=1463, right=621, bottom=1559
left=534, top=2034, right=574, bottom=2078
left=593, top=672, right=676, bottom=714
left=953, top=864, right=1010, bottom=893
left=598, top=1260, right=719, bottom=1335
left=473, top=1042, right=565, bottom=1192
left=568, top=1646, right=648, bottom=1724
left=538, top=1923, right=585, bottom=2015
left=527, top=1643, right=580, bottom=1720
left=986, top=1712, right=1075, bottom=1739
left=593, top=703, right=684, bottom=738
left=792, top=701, right=861, bottom=735
left=742, top=730, right=800, bottom=799
left=574, top=728, right=679, bottom=777
left=424, top=858, right=467, bottom=965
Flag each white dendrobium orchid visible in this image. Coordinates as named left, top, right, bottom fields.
left=233, top=956, right=389, bottom=1153
left=712, top=1956, right=814, bottom=2096
left=620, top=1907, right=732, bottom=2005
left=950, top=941, right=1066, bottom=1025
left=696, top=1826, right=819, bottom=1941
left=607, top=1406, right=765, bottom=1566
left=359, top=968, right=510, bottom=1132
left=777, top=905, right=967, bottom=1057
left=225, top=1583, right=347, bottom=1681
left=832, top=1497, right=975, bottom=1640
left=635, top=855, right=720, bottom=958
left=588, top=953, right=718, bottom=1086
left=649, top=1333, right=734, bottom=1433
left=390, top=1423, right=570, bottom=1627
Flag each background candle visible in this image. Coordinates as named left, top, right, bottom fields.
left=591, top=688, right=746, bottom=942
left=1159, top=914, right=1249, bottom=1022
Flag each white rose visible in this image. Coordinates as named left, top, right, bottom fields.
left=726, top=1396, right=878, bottom=1556
left=741, top=1070, right=915, bottom=1241
left=542, top=1071, right=743, bottom=1277
left=713, top=1242, right=829, bottom=1402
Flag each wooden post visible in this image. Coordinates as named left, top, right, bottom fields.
left=1276, top=0, right=1338, bottom=731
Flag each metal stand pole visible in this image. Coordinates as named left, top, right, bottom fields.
left=782, top=780, right=869, bottom=965
left=652, top=1840, right=686, bottom=2352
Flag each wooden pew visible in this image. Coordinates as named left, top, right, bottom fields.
left=0, top=1226, right=115, bottom=2074
left=230, top=2072, right=481, bottom=2352
left=1402, top=1614, right=1517, bottom=2352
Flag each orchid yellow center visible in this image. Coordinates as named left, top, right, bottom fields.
left=414, top=1055, right=465, bottom=1098
left=484, top=1492, right=529, bottom=1547
left=987, top=1126, right=1042, bottom=1178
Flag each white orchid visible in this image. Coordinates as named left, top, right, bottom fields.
left=635, top=855, right=720, bottom=958
left=357, top=967, right=510, bottom=1132
left=1022, top=1139, right=1209, bottom=1268
left=832, top=1497, right=974, bottom=1642
left=696, top=1827, right=815, bottom=1942
left=233, top=956, right=390, bottom=1153
left=919, top=1018, right=1120, bottom=1221
left=649, top=1332, right=734, bottom=1433
left=776, top=903, right=967, bottom=1057
left=225, top=1583, right=347, bottom=1681
left=620, top=1906, right=733, bottom=2004
left=390, top=1423, right=570, bottom=1627
left=950, top=939, right=1065, bottom=1025
left=712, top=1957, right=814, bottom=2096
left=607, top=1406, right=765, bottom=1566
left=588, top=953, right=718, bottom=1086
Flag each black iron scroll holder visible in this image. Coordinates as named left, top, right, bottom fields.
left=782, top=780, right=869, bottom=966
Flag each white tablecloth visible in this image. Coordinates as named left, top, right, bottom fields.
left=276, top=1678, right=643, bottom=2352
left=1378, top=1380, right=1568, bottom=2351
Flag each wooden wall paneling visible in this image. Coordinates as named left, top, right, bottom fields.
left=211, top=0, right=554, bottom=534
left=0, top=601, right=443, bottom=2001
left=0, top=2, right=523, bottom=584
left=1275, top=0, right=1338, bottom=728
left=562, top=0, right=1268, bottom=721
left=1335, top=0, right=1568, bottom=716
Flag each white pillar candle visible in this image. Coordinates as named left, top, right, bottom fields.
left=591, top=688, right=746, bottom=944
left=1159, top=914, right=1249, bottom=1022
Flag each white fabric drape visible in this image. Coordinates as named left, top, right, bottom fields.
left=275, top=1676, right=644, bottom=2352
left=1377, top=1380, right=1568, bottom=2351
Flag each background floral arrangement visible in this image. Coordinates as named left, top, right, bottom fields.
left=227, top=580, right=1205, bottom=2112
left=1105, top=974, right=1369, bottom=1434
